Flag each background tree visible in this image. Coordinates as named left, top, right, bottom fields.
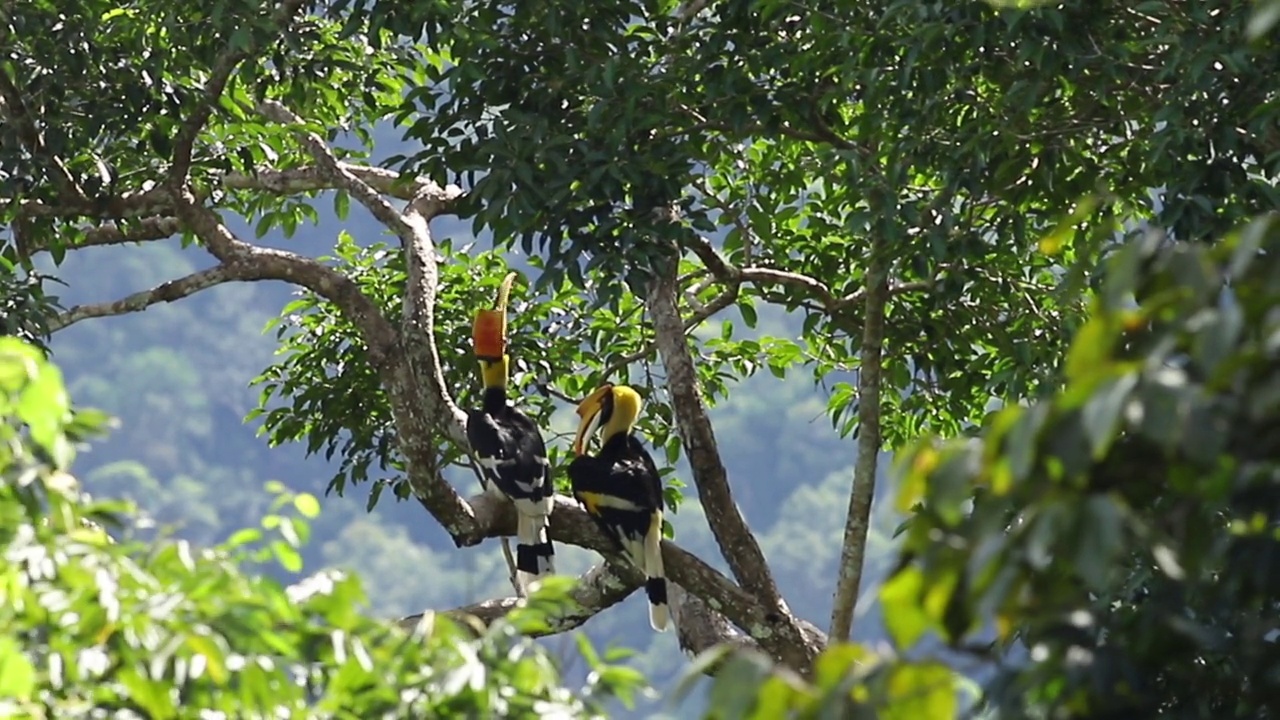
left=670, top=212, right=1280, bottom=720
left=2, top=0, right=1278, bottom=709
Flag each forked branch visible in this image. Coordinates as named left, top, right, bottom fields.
left=647, top=268, right=781, bottom=606
left=686, top=235, right=936, bottom=314
left=649, top=261, right=824, bottom=672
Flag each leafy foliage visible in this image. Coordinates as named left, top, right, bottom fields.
left=678, top=642, right=974, bottom=720
left=0, top=0, right=413, bottom=259
left=889, top=213, right=1280, bottom=717
left=0, top=267, right=62, bottom=354
left=0, top=337, right=641, bottom=718
left=4, top=0, right=1280, bottom=714
left=372, top=0, right=1280, bottom=446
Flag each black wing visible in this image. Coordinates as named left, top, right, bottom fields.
left=570, top=433, right=663, bottom=512
left=568, top=453, right=642, bottom=553
left=623, top=435, right=665, bottom=512
left=506, top=407, right=552, bottom=500
left=467, top=406, right=550, bottom=501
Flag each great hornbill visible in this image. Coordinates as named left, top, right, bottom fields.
left=467, top=272, right=555, bottom=593
left=568, top=383, right=670, bottom=632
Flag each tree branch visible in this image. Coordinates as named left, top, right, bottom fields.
left=686, top=234, right=940, bottom=315
left=670, top=584, right=755, bottom=660
left=827, top=246, right=889, bottom=641
left=49, top=264, right=245, bottom=331
left=648, top=257, right=825, bottom=671
left=397, top=562, right=638, bottom=637
left=15, top=164, right=463, bottom=228
left=256, top=104, right=472, bottom=535
left=468, top=491, right=824, bottom=666
left=16, top=216, right=185, bottom=258
left=80, top=216, right=184, bottom=247
left=254, top=101, right=455, bottom=233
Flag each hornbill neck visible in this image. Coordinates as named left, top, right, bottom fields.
left=600, top=428, right=633, bottom=455
left=481, top=386, right=508, bottom=414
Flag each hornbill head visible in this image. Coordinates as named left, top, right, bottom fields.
left=472, top=272, right=517, bottom=389
left=572, top=383, right=642, bottom=456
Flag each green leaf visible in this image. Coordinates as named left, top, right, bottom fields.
left=293, top=492, right=321, bottom=518
left=1075, top=495, right=1124, bottom=589
left=0, top=637, right=36, bottom=701
left=1247, top=0, right=1280, bottom=38
left=1227, top=213, right=1273, bottom=278
left=880, top=662, right=957, bottom=720
left=272, top=540, right=304, bottom=572
left=748, top=675, right=801, bottom=720
left=879, top=568, right=932, bottom=648
left=672, top=644, right=735, bottom=704
left=707, top=652, right=775, bottom=720
left=1080, top=373, right=1138, bottom=459
left=813, top=643, right=873, bottom=691
left=185, top=633, right=229, bottom=685
left=1064, top=314, right=1118, bottom=384
left=225, top=527, right=262, bottom=549
left=118, top=666, right=177, bottom=719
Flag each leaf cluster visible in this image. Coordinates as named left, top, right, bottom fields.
left=248, top=236, right=706, bottom=516
left=1, top=336, right=642, bottom=718
left=677, top=642, right=973, bottom=720
left=888, top=213, right=1280, bottom=717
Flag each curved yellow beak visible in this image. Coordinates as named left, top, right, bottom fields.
left=572, top=384, right=614, bottom=456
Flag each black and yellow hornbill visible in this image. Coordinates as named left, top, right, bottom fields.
left=568, top=383, right=670, bottom=632
left=467, top=272, right=555, bottom=593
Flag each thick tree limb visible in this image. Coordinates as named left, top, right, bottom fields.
left=648, top=268, right=780, bottom=605
left=468, top=492, right=825, bottom=668
left=256, top=103, right=473, bottom=542
left=79, top=216, right=184, bottom=247
left=164, top=190, right=481, bottom=542
left=397, top=562, right=638, bottom=637
left=401, top=567, right=769, bottom=677
left=671, top=584, right=754, bottom=660
left=16, top=216, right=185, bottom=258
left=827, top=249, right=889, bottom=641
left=15, top=165, right=462, bottom=223
left=649, top=261, right=824, bottom=671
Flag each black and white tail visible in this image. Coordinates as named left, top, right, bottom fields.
left=514, top=499, right=555, bottom=593
left=643, top=512, right=670, bottom=632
